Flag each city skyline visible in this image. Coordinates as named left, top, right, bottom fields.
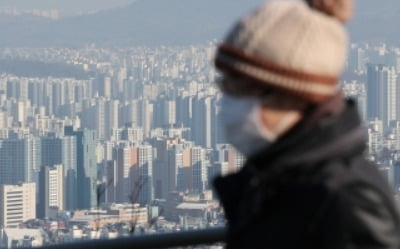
left=0, top=0, right=398, bottom=248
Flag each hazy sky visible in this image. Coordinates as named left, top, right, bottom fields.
left=0, top=0, right=397, bottom=46
left=0, top=0, right=390, bottom=16
left=0, top=0, right=396, bottom=21
left=0, top=0, right=136, bottom=15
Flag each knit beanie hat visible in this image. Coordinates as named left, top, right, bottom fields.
left=215, top=0, right=348, bottom=103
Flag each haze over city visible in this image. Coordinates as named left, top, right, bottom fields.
left=0, top=0, right=399, bottom=47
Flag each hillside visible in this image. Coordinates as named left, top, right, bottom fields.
left=0, top=0, right=399, bottom=47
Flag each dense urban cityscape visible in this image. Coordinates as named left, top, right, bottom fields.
left=0, top=40, right=398, bottom=247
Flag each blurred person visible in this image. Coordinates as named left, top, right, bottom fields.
left=305, top=0, right=354, bottom=22
left=213, top=1, right=400, bottom=249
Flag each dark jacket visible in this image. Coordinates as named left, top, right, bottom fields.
left=214, top=99, right=400, bottom=249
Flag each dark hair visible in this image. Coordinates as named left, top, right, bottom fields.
left=304, top=0, right=313, bottom=7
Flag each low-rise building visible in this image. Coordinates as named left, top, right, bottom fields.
left=0, top=228, right=44, bottom=248
left=0, top=183, right=36, bottom=228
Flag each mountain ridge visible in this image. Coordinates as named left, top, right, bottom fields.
left=0, top=0, right=399, bottom=47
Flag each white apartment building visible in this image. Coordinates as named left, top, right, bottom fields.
left=47, top=165, right=64, bottom=211
left=0, top=183, right=36, bottom=228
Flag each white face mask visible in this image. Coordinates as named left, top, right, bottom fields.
left=219, top=94, right=300, bottom=157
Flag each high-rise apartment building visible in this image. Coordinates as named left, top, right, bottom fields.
left=0, top=183, right=36, bottom=228
left=154, top=98, right=176, bottom=128
left=113, top=142, right=138, bottom=203
left=38, top=165, right=64, bottom=218
left=153, top=137, right=192, bottom=199
left=0, top=137, right=41, bottom=185
left=64, top=126, right=97, bottom=209
left=135, top=145, right=154, bottom=205
left=191, top=146, right=208, bottom=193
left=138, top=99, right=154, bottom=139
left=119, top=100, right=139, bottom=128
left=192, top=95, right=212, bottom=148
left=99, top=75, right=112, bottom=99
left=367, top=64, right=400, bottom=129
left=213, top=95, right=226, bottom=146
left=41, top=136, right=63, bottom=167
left=107, top=100, right=119, bottom=140
left=0, top=111, right=7, bottom=129
left=41, top=135, right=77, bottom=210
left=121, top=125, right=143, bottom=143
left=356, top=48, right=369, bottom=73
left=176, top=95, right=193, bottom=129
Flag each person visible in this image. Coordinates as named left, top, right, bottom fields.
left=305, top=0, right=354, bottom=22
left=213, top=1, right=400, bottom=249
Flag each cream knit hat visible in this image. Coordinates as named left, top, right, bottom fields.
left=215, top=0, right=348, bottom=103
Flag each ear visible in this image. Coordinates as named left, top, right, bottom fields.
left=322, top=0, right=354, bottom=22
left=313, top=0, right=336, bottom=16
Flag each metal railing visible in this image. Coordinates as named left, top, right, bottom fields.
left=41, top=227, right=227, bottom=249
